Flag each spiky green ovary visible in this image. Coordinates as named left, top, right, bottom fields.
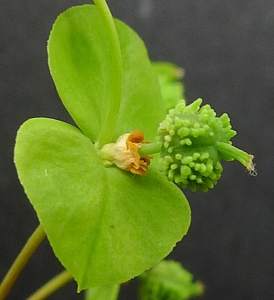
left=157, top=98, right=237, bottom=192
left=138, top=260, right=203, bottom=300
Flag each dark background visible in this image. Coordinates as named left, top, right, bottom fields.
left=1, top=0, right=273, bottom=299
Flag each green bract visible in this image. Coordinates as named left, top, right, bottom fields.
left=158, top=98, right=255, bottom=192
left=14, top=4, right=190, bottom=291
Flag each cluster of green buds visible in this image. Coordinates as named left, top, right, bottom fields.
left=157, top=98, right=256, bottom=192
left=138, top=260, right=204, bottom=300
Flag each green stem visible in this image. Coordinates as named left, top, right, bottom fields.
left=93, top=0, right=122, bottom=146
left=27, top=270, right=73, bottom=300
left=0, top=224, right=46, bottom=300
left=84, top=284, right=120, bottom=300
left=139, top=142, right=162, bottom=156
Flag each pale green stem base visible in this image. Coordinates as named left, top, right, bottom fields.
left=27, top=270, right=73, bottom=300
left=0, top=224, right=46, bottom=300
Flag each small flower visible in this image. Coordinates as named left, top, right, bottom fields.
left=98, top=130, right=151, bottom=175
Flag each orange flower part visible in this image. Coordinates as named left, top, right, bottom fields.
left=99, top=130, right=152, bottom=176
left=126, top=131, right=151, bottom=176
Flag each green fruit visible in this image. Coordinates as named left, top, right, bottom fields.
left=157, top=99, right=255, bottom=192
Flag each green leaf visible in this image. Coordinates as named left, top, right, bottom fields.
left=48, top=5, right=119, bottom=143
left=14, top=118, right=190, bottom=291
left=113, top=20, right=164, bottom=141
left=152, top=62, right=185, bottom=111
left=48, top=5, right=165, bottom=143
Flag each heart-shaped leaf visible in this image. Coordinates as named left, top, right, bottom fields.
left=14, top=118, right=190, bottom=290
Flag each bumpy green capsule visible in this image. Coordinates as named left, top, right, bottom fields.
left=157, top=99, right=255, bottom=192
left=138, top=260, right=204, bottom=300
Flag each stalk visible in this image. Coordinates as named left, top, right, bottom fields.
left=0, top=224, right=46, bottom=300
left=27, top=270, right=73, bottom=300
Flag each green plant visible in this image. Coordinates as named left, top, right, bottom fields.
left=0, top=1, right=255, bottom=299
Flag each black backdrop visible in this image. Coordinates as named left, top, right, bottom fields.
left=1, top=0, right=274, bottom=299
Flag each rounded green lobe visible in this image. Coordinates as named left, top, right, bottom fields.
left=14, top=118, right=190, bottom=290
left=48, top=5, right=165, bottom=144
